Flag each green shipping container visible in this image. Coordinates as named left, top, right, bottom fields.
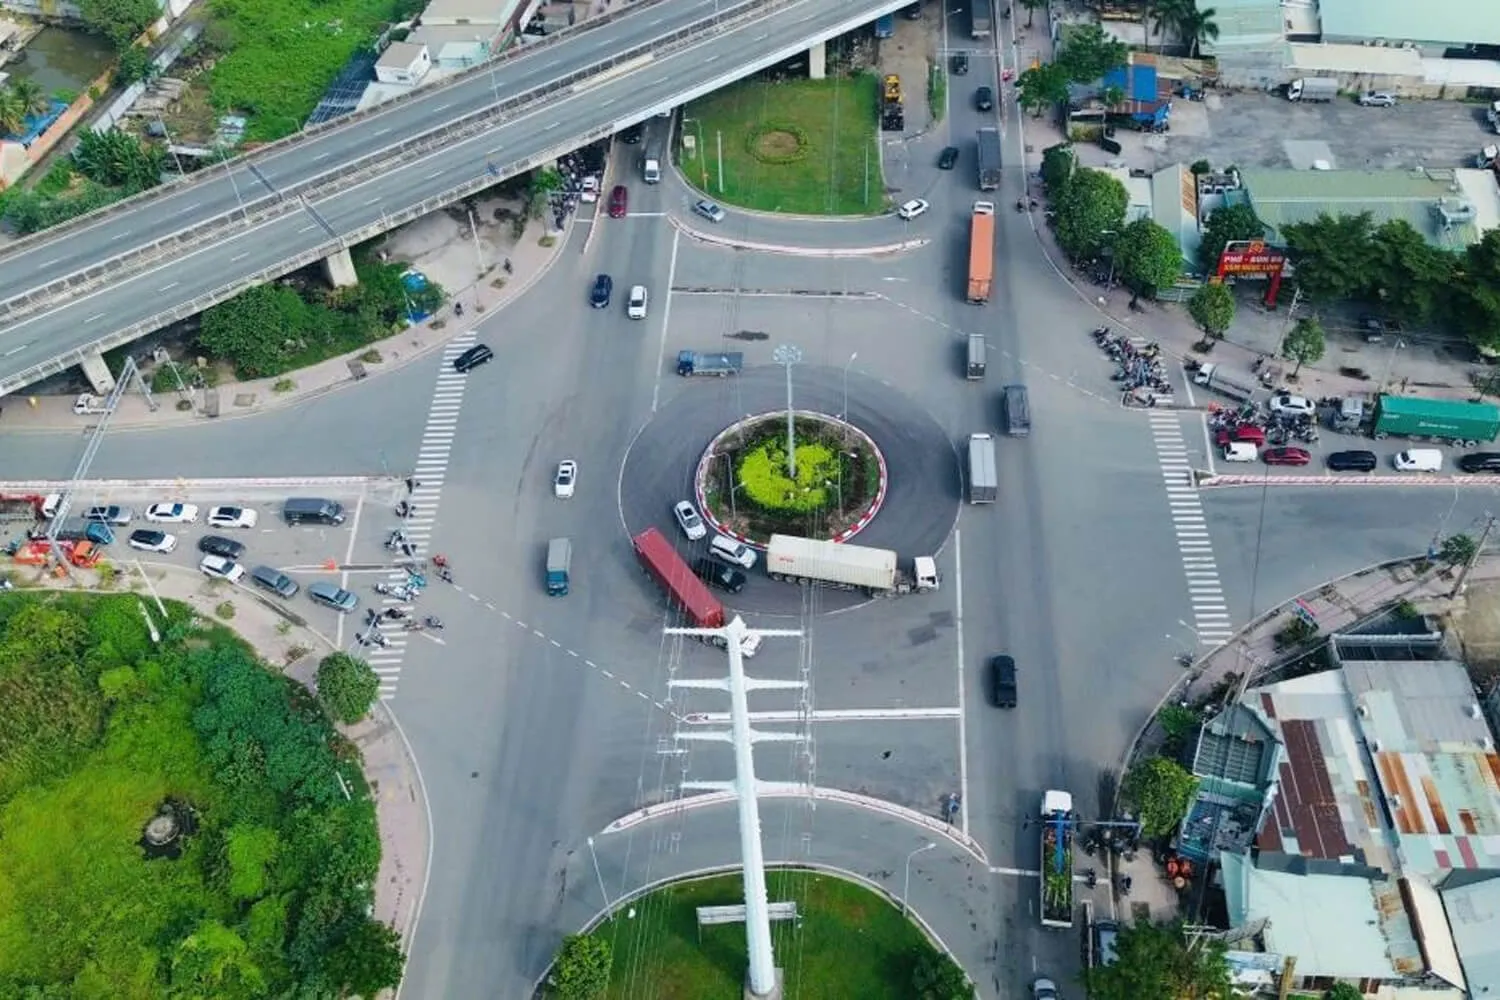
left=1372, top=395, right=1500, bottom=443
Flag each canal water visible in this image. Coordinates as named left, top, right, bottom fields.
left=5, top=26, right=114, bottom=97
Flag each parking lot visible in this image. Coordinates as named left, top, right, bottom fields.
left=1078, top=90, right=1495, bottom=174
left=0, top=479, right=425, bottom=646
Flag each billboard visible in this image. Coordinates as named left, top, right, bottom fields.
left=1215, top=241, right=1288, bottom=307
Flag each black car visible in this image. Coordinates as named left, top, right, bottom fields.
left=693, top=558, right=745, bottom=594
left=937, top=146, right=959, bottom=170
left=452, top=343, right=493, bottom=373
left=620, top=123, right=643, bottom=144
left=198, top=535, right=245, bottom=559
left=1459, top=452, right=1500, bottom=473
left=951, top=52, right=969, bottom=75
left=975, top=86, right=994, bottom=111
left=991, top=655, right=1017, bottom=708
left=1326, top=450, right=1378, bottom=472
left=590, top=274, right=613, bottom=308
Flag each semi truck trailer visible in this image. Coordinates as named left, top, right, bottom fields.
left=765, top=534, right=938, bottom=596
left=967, top=202, right=995, bottom=303
left=633, top=527, right=760, bottom=656
left=1372, top=395, right=1500, bottom=445
left=976, top=127, right=1002, bottom=190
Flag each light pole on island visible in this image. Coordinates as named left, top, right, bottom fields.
left=902, top=842, right=937, bottom=915
left=773, top=343, right=802, bottom=478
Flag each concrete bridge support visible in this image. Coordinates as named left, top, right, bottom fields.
left=323, top=247, right=359, bottom=288
left=79, top=349, right=117, bottom=395
left=808, top=40, right=825, bottom=80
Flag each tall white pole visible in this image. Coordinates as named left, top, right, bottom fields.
left=724, top=619, right=776, bottom=994
left=842, top=351, right=858, bottom=423
left=902, top=842, right=937, bottom=915
left=466, top=203, right=485, bottom=276
left=773, top=344, right=801, bottom=479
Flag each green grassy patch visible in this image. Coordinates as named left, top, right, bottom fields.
left=679, top=76, right=884, bottom=216
left=585, top=870, right=940, bottom=999
left=739, top=440, right=838, bottom=512
left=928, top=63, right=947, bottom=123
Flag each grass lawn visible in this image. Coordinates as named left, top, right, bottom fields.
left=680, top=76, right=884, bottom=216
left=586, top=869, right=939, bottom=999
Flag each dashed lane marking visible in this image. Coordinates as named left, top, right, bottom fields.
left=1149, top=412, right=1234, bottom=645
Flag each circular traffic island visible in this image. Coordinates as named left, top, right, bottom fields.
left=700, top=412, right=884, bottom=544
left=553, top=868, right=968, bottom=999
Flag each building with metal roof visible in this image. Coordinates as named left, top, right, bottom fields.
left=1178, top=704, right=1281, bottom=863
left=1318, top=0, right=1500, bottom=53
left=1221, top=852, right=1466, bottom=994
left=1239, top=168, right=1487, bottom=253
left=1440, top=875, right=1500, bottom=996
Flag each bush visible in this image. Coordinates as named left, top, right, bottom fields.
left=738, top=439, right=839, bottom=513
left=316, top=652, right=379, bottom=724
left=214, top=600, right=235, bottom=619
left=549, top=934, right=611, bottom=999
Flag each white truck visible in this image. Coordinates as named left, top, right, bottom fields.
left=1192, top=363, right=1260, bottom=403
left=967, top=433, right=997, bottom=504
left=765, top=534, right=938, bottom=596
left=1286, top=77, right=1338, bottom=102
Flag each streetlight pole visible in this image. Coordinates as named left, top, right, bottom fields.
left=1378, top=338, right=1406, bottom=395
left=841, top=351, right=858, bottom=426
left=465, top=202, right=485, bottom=277
left=586, top=836, right=613, bottom=918
left=902, top=842, right=937, bottom=915
left=773, top=343, right=802, bottom=479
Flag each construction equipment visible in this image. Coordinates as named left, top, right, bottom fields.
left=881, top=73, right=904, bottom=131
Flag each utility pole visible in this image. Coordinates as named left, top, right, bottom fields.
left=716, top=129, right=724, bottom=193
left=1451, top=514, right=1495, bottom=598
left=772, top=344, right=801, bottom=478
left=669, top=616, right=804, bottom=999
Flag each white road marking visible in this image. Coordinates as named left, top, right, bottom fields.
left=650, top=228, right=681, bottom=413
left=954, top=528, right=969, bottom=838
left=1149, top=413, right=1233, bottom=645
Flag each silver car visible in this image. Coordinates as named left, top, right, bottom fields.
left=693, top=199, right=725, bottom=223
left=673, top=500, right=707, bottom=541
left=308, top=581, right=358, bottom=613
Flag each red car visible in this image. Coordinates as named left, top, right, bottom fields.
left=1215, top=425, right=1266, bottom=447
left=1262, top=447, right=1311, bottom=466
left=608, top=185, right=628, bottom=218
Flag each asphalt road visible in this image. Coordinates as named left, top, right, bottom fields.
left=1, top=0, right=921, bottom=389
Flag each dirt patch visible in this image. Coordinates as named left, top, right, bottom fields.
left=754, top=130, right=802, bottom=160
left=1451, top=582, right=1500, bottom=692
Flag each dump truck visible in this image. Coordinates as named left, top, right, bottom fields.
left=1286, top=77, right=1337, bottom=102
left=968, top=434, right=998, bottom=503
left=881, top=73, right=904, bottom=131
left=545, top=537, right=571, bottom=596
left=1191, top=363, right=1260, bottom=403
left=1039, top=790, right=1076, bottom=929
left=765, top=534, right=939, bottom=596
left=1372, top=395, right=1500, bottom=445
left=632, top=527, right=760, bottom=657
left=976, top=127, right=1002, bottom=190
left=967, top=201, right=995, bottom=303
left=676, top=350, right=743, bottom=377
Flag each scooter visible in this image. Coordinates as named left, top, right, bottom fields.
left=423, top=616, right=445, bottom=630
left=374, top=582, right=416, bottom=601
left=357, top=630, right=390, bottom=648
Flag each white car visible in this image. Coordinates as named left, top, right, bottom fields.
left=145, top=502, right=200, bottom=524
left=1223, top=442, right=1258, bottom=462
left=897, top=198, right=930, bottom=220
left=627, top=285, right=648, bottom=320
left=673, top=500, right=706, bottom=541
left=1268, top=393, right=1315, bottom=417
left=206, top=505, right=259, bottom=529
left=710, top=534, right=756, bottom=569
left=554, top=460, right=577, bottom=499
left=199, top=554, right=244, bottom=583
left=1031, top=979, right=1059, bottom=1000
left=128, top=529, right=177, bottom=554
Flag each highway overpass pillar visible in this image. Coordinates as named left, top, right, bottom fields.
left=79, top=349, right=117, bottom=395
left=808, top=40, right=826, bottom=80
left=323, top=247, right=359, bottom=288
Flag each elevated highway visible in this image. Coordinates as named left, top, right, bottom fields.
left=0, top=0, right=917, bottom=395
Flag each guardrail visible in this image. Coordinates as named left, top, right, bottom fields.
left=0, top=0, right=782, bottom=326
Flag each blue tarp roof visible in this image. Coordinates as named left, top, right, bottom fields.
left=1103, top=65, right=1158, bottom=101
left=2, top=99, right=68, bottom=146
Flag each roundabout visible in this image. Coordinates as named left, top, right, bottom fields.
left=619, top=365, right=961, bottom=617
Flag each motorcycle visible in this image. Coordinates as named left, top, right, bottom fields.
left=374, top=582, right=416, bottom=601
left=423, top=615, right=445, bottom=630
left=357, top=630, right=390, bottom=648
left=385, top=529, right=408, bottom=551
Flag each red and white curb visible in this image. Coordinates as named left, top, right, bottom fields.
left=695, top=410, right=888, bottom=549
left=1200, top=473, right=1500, bottom=489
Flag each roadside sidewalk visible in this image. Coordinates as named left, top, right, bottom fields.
left=1, top=215, right=573, bottom=434
left=19, top=562, right=430, bottom=948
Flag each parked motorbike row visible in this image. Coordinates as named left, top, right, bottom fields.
left=1092, top=326, right=1174, bottom=397
left=1209, top=403, right=1320, bottom=445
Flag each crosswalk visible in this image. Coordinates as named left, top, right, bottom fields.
left=1148, top=411, right=1234, bottom=647
left=366, top=332, right=477, bottom=699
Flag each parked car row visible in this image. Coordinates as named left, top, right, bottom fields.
left=1219, top=444, right=1500, bottom=474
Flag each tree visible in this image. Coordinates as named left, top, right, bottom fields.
left=1282, top=212, right=1377, bottom=303
left=1084, top=919, right=1233, bottom=1000
left=1018, top=0, right=1047, bottom=28
left=8, top=78, right=49, bottom=119
left=1281, top=317, right=1326, bottom=378
left=1121, top=756, right=1198, bottom=838
left=322, top=919, right=406, bottom=999
left=1174, top=2, right=1221, bottom=58
left=1053, top=168, right=1127, bottom=262
left=198, top=283, right=314, bottom=377
left=1368, top=219, right=1454, bottom=325
left=114, top=44, right=158, bottom=87
left=1449, top=231, right=1500, bottom=351
left=548, top=934, right=611, bottom=999
left=912, top=950, right=973, bottom=1000
left=1440, top=533, right=1478, bottom=567
left=1197, top=202, right=1263, bottom=275
left=1113, top=217, right=1183, bottom=302
left=1039, top=142, right=1075, bottom=200
left=1187, top=282, right=1235, bottom=340
left=1017, top=62, right=1071, bottom=119
left=73, top=129, right=165, bottom=189
left=1057, top=24, right=1128, bottom=83
left=1324, top=986, right=1364, bottom=1000
left=77, top=0, right=162, bottom=49
left=0, top=88, right=24, bottom=136
left=316, top=652, right=380, bottom=725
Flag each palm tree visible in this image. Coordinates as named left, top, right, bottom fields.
left=1149, top=0, right=1191, bottom=52
left=0, top=89, right=24, bottom=137
left=1177, top=3, right=1220, bottom=58
left=7, top=78, right=49, bottom=118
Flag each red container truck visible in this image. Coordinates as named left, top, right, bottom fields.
left=632, top=527, right=761, bottom=657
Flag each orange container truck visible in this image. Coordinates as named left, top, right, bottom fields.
left=967, top=201, right=995, bottom=303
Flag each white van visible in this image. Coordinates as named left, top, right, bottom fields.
left=709, top=534, right=757, bottom=569
left=1394, top=448, right=1443, bottom=472
left=1222, top=442, right=1258, bottom=463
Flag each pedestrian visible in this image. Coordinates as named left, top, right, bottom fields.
left=405, top=476, right=419, bottom=493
